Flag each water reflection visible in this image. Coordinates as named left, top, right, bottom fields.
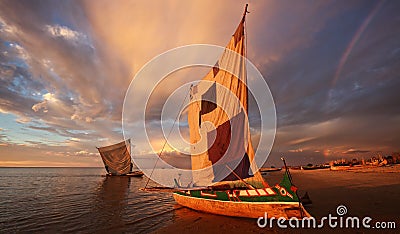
left=0, top=168, right=177, bottom=233
left=91, top=176, right=131, bottom=231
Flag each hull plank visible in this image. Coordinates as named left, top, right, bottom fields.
left=126, top=171, right=144, bottom=177
left=106, top=170, right=144, bottom=177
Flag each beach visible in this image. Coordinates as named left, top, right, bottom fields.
left=155, top=165, right=400, bottom=233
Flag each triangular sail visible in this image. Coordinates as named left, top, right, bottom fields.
left=97, top=139, right=132, bottom=175
left=188, top=11, right=265, bottom=188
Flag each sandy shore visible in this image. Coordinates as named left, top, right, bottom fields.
left=153, top=166, right=400, bottom=233
left=330, top=164, right=400, bottom=173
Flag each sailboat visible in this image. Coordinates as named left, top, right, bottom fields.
left=172, top=4, right=311, bottom=219
left=97, top=139, right=144, bottom=177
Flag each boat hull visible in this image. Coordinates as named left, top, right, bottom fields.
left=126, top=171, right=144, bottom=177
left=106, top=171, right=144, bottom=177
left=301, top=166, right=330, bottom=170
left=259, top=168, right=282, bottom=174
left=173, top=192, right=311, bottom=219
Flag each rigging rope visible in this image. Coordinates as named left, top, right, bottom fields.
left=144, top=88, right=191, bottom=189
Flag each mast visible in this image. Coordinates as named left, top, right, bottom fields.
left=188, top=4, right=265, bottom=188
left=244, top=3, right=249, bottom=17
left=243, top=4, right=249, bottom=113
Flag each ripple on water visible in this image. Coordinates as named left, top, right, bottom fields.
left=0, top=168, right=176, bottom=233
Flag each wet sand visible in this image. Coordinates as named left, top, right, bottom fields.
left=154, top=166, right=400, bottom=233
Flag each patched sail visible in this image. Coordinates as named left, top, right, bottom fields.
left=97, top=139, right=132, bottom=175
left=188, top=12, right=264, bottom=187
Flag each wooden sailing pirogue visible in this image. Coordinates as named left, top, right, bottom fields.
left=172, top=4, right=311, bottom=219
left=97, top=139, right=144, bottom=177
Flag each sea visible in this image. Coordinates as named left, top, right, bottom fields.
left=1, top=167, right=399, bottom=233
left=0, top=167, right=175, bottom=233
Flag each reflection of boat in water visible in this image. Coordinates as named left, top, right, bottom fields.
left=301, top=165, right=330, bottom=170
left=96, top=176, right=131, bottom=202
left=97, top=139, right=144, bottom=177
left=172, top=4, right=311, bottom=219
left=259, top=167, right=282, bottom=174
left=90, top=176, right=131, bottom=231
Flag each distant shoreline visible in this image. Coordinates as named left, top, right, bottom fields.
left=290, top=164, right=400, bottom=173
left=0, top=166, right=104, bottom=168
left=2, top=164, right=400, bottom=172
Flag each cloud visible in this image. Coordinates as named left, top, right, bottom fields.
left=0, top=0, right=400, bottom=167
left=288, top=149, right=304, bottom=153
left=0, top=1, right=126, bottom=150
left=342, top=149, right=370, bottom=155
left=45, top=24, right=86, bottom=42
left=288, top=137, right=317, bottom=146
left=32, top=102, right=48, bottom=113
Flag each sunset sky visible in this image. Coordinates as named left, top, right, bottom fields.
left=0, top=0, right=399, bottom=167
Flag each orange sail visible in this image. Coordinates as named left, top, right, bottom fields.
left=188, top=11, right=264, bottom=188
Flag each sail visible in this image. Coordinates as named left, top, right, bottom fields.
left=188, top=12, right=264, bottom=187
left=97, top=139, right=132, bottom=175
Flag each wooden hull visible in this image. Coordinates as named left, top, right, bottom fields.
left=259, top=168, right=282, bottom=173
left=301, top=166, right=330, bottom=170
left=126, top=171, right=144, bottom=177
left=173, top=192, right=311, bottom=219
left=106, top=171, right=144, bottom=177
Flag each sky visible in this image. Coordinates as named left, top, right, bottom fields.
left=0, top=0, right=399, bottom=167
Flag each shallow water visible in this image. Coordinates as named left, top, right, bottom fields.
left=1, top=168, right=399, bottom=233
left=0, top=168, right=175, bottom=233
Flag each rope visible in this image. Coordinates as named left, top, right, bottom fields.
left=144, top=88, right=191, bottom=189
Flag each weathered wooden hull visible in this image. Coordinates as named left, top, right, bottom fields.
left=260, top=168, right=282, bottom=173
left=105, top=170, right=144, bottom=177
left=301, top=166, right=330, bottom=170
left=173, top=192, right=311, bottom=219
left=126, top=171, right=144, bottom=177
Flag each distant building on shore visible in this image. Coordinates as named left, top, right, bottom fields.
left=327, top=152, right=400, bottom=167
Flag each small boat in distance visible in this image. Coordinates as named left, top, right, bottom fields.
left=301, top=164, right=330, bottom=170
left=97, top=139, right=144, bottom=177
left=260, top=167, right=282, bottom=174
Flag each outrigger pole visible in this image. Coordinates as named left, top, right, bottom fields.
left=225, top=165, right=255, bottom=190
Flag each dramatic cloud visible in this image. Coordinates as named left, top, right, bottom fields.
left=0, top=0, right=399, bottom=167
